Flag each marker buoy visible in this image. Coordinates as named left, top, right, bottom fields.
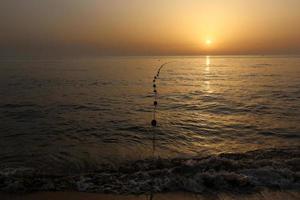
left=151, top=119, right=157, bottom=127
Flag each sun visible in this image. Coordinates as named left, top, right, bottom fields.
left=206, top=39, right=212, bottom=45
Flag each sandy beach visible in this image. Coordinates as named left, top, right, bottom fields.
left=1, top=190, right=300, bottom=200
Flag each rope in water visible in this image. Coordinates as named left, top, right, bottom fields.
left=151, top=61, right=175, bottom=128
left=149, top=61, right=175, bottom=200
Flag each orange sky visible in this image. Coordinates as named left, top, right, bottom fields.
left=1, top=0, right=300, bottom=56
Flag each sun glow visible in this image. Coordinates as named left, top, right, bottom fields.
left=206, top=39, right=212, bottom=45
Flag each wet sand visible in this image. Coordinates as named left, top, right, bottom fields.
left=1, top=190, right=299, bottom=200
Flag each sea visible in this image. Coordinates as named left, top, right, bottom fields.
left=0, top=56, right=299, bottom=193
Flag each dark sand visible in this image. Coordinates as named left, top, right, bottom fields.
left=1, top=190, right=299, bottom=200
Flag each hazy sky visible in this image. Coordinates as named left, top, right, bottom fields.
left=1, top=0, right=300, bottom=56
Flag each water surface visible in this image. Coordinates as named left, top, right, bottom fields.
left=0, top=56, right=299, bottom=173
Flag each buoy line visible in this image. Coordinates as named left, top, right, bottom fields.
left=151, top=61, right=175, bottom=128
left=149, top=61, right=176, bottom=200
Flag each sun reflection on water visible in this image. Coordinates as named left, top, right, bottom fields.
left=204, top=56, right=212, bottom=93
left=206, top=56, right=211, bottom=68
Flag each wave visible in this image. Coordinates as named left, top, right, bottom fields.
left=251, top=63, right=272, bottom=68
left=0, top=147, right=299, bottom=194
left=0, top=104, right=37, bottom=109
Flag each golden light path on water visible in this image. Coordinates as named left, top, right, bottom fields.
left=205, top=56, right=212, bottom=93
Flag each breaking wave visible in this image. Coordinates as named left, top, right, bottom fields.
left=0, top=147, right=299, bottom=194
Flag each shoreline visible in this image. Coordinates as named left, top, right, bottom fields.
left=1, top=190, right=300, bottom=200
left=0, top=147, right=299, bottom=194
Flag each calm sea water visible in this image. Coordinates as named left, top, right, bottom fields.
left=0, top=56, right=300, bottom=174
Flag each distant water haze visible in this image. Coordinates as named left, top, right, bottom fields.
left=1, top=0, right=300, bottom=56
